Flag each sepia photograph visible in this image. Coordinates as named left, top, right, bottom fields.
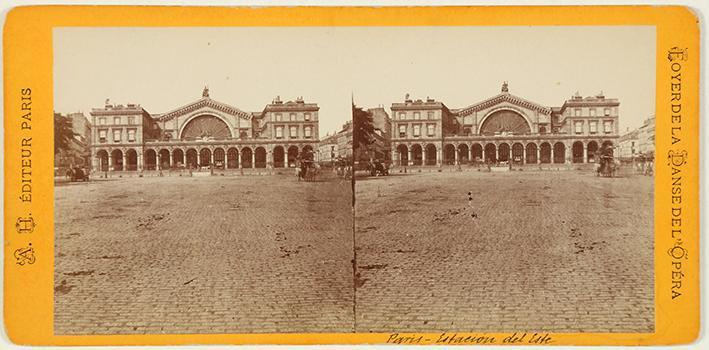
left=52, top=24, right=657, bottom=336
left=52, top=27, right=356, bottom=334
left=352, top=26, right=656, bottom=333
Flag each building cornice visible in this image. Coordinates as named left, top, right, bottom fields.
left=90, top=107, right=146, bottom=116
left=561, top=99, right=620, bottom=111
left=158, top=97, right=252, bottom=122
left=263, top=103, right=320, bottom=113
left=458, top=93, right=552, bottom=116
left=391, top=100, right=446, bottom=111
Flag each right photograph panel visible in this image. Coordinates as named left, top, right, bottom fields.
left=352, top=26, right=656, bottom=333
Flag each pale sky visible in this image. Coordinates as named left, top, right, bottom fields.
left=55, top=26, right=655, bottom=135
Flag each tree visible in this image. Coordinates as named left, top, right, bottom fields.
left=54, top=112, right=77, bottom=156
left=352, top=104, right=375, bottom=160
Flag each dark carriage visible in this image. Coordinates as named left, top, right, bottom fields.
left=596, top=156, right=616, bottom=177
left=596, top=144, right=617, bottom=177
left=297, top=159, right=320, bottom=182
left=69, top=167, right=90, bottom=182
left=368, top=159, right=389, bottom=177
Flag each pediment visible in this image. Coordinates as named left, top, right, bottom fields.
left=458, top=93, right=551, bottom=116
left=157, top=97, right=251, bottom=122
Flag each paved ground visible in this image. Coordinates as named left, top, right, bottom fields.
left=56, top=168, right=653, bottom=335
left=354, top=169, right=654, bottom=333
left=54, top=173, right=354, bottom=335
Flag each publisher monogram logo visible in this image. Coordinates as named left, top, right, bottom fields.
left=667, top=150, right=687, bottom=167
left=14, top=244, right=36, bottom=266
left=667, top=47, right=687, bottom=62
left=15, top=215, right=36, bottom=234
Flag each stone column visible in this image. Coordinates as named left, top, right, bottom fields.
left=482, top=144, right=486, bottom=163
left=583, top=144, right=588, bottom=163
left=238, top=150, right=242, bottom=169
left=210, top=151, right=214, bottom=165
left=122, top=152, right=127, bottom=171
left=422, top=147, right=427, bottom=165
left=454, top=147, right=459, bottom=165
left=168, top=150, right=173, bottom=167
left=537, top=146, right=541, bottom=164
left=267, top=150, right=273, bottom=169
left=523, top=147, right=527, bottom=165
left=197, top=152, right=202, bottom=167
left=437, top=147, right=442, bottom=166
left=468, top=146, right=473, bottom=163
left=137, top=152, right=143, bottom=171
left=182, top=151, right=186, bottom=166
left=251, top=151, right=256, bottom=168
left=408, top=148, right=413, bottom=166
left=108, top=154, right=113, bottom=171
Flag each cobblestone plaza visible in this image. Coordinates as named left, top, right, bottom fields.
left=54, top=174, right=353, bottom=334
left=355, top=170, right=654, bottom=333
left=55, top=169, right=653, bottom=334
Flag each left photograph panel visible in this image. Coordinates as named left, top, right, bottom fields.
left=52, top=27, right=354, bottom=335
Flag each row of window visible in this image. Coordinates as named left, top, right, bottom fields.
left=273, top=112, right=313, bottom=122
left=569, top=107, right=613, bottom=117
left=396, top=111, right=437, bottom=121
left=96, top=116, right=138, bottom=126
left=461, top=126, right=549, bottom=135
left=97, top=128, right=137, bottom=143
left=274, top=125, right=313, bottom=139
left=573, top=120, right=614, bottom=134
left=397, top=123, right=436, bottom=138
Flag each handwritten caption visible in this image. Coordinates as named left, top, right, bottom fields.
left=387, top=332, right=552, bottom=345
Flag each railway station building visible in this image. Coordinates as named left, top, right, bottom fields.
left=390, top=82, right=620, bottom=167
left=89, top=88, right=320, bottom=172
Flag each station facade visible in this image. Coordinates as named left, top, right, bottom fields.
left=390, top=83, right=620, bottom=167
left=90, top=88, right=320, bottom=172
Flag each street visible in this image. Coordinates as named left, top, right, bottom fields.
left=54, top=169, right=654, bottom=334
left=354, top=170, right=654, bottom=333
left=54, top=174, right=354, bottom=334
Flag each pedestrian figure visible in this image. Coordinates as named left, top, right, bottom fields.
left=468, top=191, right=478, bottom=218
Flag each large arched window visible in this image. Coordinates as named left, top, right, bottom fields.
left=180, top=115, right=232, bottom=139
left=479, top=110, right=531, bottom=136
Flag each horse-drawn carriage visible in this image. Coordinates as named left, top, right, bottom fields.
left=296, top=159, right=320, bottom=182
left=368, top=159, right=389, bottom=176
left=596, top=145, right=617, bottom=177
left=66, top=166, right=90, bottom=182
left=596, top=155, right=617, bottom=177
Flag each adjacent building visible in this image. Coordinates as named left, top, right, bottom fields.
left=636, top=115, right=656, bottom=158
left=336, top=121, right=353, bottom=160
left=367, top=106, right=392, bottom=162
left=55, top=112, right=92, bottom=170
left=317, top=131, right=341, bottom=164
left=90, top=88, right=320, bottom=172
left=390, top=82, right=620, bottom=166
left=617, top=115, right=655, bottom=161
left=352, top=105, right=392, bottom=164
